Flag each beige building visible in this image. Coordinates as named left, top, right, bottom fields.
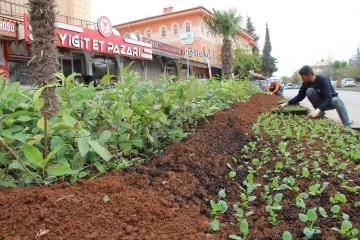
left=0, top=0, right=91, bottom=84
left=0, top=0, right=91, bottom=22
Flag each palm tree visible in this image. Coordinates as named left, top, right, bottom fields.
left=205, top=8, right=243, bottom=79
left=28, top=0, right=60, bottom=115
left=331, top=60, right=348, bottom=87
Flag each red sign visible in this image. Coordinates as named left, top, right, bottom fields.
left=97, top=16, right=112, bottom=38
left=0, top=17, right=17, bottom=38
left=141, top=37, right=182, bottom=57
left=23, top=14, right=152, bottom=60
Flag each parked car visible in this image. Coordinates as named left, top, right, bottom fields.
left=341, top=78, right=356, bottom=87
left=330, top=80, right=336, bottom=88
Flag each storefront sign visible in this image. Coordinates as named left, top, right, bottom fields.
left=141, top=37, right=182, bottom=57
left=179, top=32, right=195, bottom=45
left=185, top=48, right=209, bottom=59
left=0, top=17, right=17, bottom=38
left=23, top=14, right=152, bottom=60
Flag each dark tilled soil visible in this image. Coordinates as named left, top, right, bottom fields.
left=0, top=93, right=358, bottom=240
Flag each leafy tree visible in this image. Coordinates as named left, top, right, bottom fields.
left=233, top=47, right=261, bottom=79
left=261, top=23, right=278, bottom=77
left=331, top=60, right=348, bottom=87
left=290, top=71, right=302, bottom=84
left=28, top=0, right=60, bottom=115
left=245, top=16, right=259, bottom=52
left=346, top=46, right=360, bottom=80
left=205, top=8, right=243, bottom=79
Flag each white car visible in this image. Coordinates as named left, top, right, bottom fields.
left=330, top=80, right=336, bottom=87
left=342, top=78, right=356, bottom=87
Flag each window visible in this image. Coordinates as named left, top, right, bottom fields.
left=173, top=24, right=178, bottom=35
left=161, top=27, right=166, bottom=37
left=185, top=22, right=191, bottom=32
left=146, top=29, right=151, bottom=38
left=203, top=47, right=205, bottom=53
left=201, top=22, right=204, bottom=33
left=135, top=31, right=141, bottom=40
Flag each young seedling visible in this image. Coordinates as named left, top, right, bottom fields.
left=329, top=191, right=347, bottom=204
left=299, top=208, right=321, bottom=239
left=295, top=192, right=309, bottom=211
left=266, top=193, right=283, bottom=225
left=331, top=219, right=359, bottom=239
left=229, top=219, right=249, bottom=240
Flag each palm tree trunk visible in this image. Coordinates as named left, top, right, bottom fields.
left=28, top=0, right=60, bottom=115
left=221, top=38, right=233, bottom=79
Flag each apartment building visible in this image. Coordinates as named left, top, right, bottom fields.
left=115, top=6, right=255, bottom=80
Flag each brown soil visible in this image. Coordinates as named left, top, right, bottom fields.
left=0, top=93, right=359, bottom=240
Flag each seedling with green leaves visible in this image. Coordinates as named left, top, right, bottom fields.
left=331, top=219, right=359, bottom=239
left=299, top=208, right=321, bottom=239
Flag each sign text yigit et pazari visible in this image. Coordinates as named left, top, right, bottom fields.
left=23, top=14, right=152, bottom=60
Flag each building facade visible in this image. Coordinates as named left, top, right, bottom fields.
left=0, top=0, right=92, bottom=84
left=114, top=6, right=256, bottom=80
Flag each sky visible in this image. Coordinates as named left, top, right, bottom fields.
left=90, top=0, right=360, bottom=77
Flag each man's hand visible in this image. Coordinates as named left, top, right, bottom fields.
left=308, top=108, right=324, bottom=118
left=278, top=102, right=288, bottom=109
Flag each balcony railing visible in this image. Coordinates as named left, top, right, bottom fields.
left=0, top=0, right=97, bottom=29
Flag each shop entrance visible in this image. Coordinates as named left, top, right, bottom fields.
left=59, top=52, right=85, bottom=77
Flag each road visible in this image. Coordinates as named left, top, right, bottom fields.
left=283, top=89, right=360, bottom=128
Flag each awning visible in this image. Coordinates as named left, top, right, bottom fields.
left=153, top=51, right=181, bottom=59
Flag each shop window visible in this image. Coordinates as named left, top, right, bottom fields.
left=173, top=25, right=178, bottom=35
left=185, top=22, right=191, bottom=32
left=161, top=27, right=166, bottom=37
left=9, top=60, right=34, bottom=85
left=92, top=56, right=117, bottom=80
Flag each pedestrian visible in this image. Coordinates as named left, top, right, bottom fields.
left=279, top=65, right=352, bottom=127
left=267, top=81, right=283, bottom=96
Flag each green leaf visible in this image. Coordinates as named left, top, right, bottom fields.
left=123, top=109, right=134, bottom=119
left=1, top=111, right=36, bottom=125
left=307, top=209, right=317, bottom=222
left=44, top=144, right=66, bottom=163
left=17, top=116, right=32, bottom=122
left=158, top=113, right=167, bottom=123
left=98, top=130, right=112, bottom=145
left=23, top=144, right=45, bottom=169
left=341, top=220, right=352, bottom=232
left=77, top=138, right=90, bottom=157
left=331, top=205, right=341, bottom=214
left=34, top=98, right=44, bottom=111
left=318, top=207, right=328, bottom=218
left=299, top=213, right=307, bottom=222
left=132, top=137, right=144, bottom=148
left=303, top=227, right=315, bottom=237
left=87, top=140, right=112, bottom=161
left=282, top=231, right=292, bottom=240
left=209, top=219, right=220, bottom=231
left=46, top=162, right=73, bottom=176
left=240, top=219, right=249, bottom=234
left=229, top=235, right=243, bottom=240
left=63, top=115, right=77, bottom=127
left=218, top=189, right=226, bottom=198
left=95, top=162, right=107, bottom=174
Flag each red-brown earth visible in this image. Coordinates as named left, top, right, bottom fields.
left=0, top=93, right=359, bottom=240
